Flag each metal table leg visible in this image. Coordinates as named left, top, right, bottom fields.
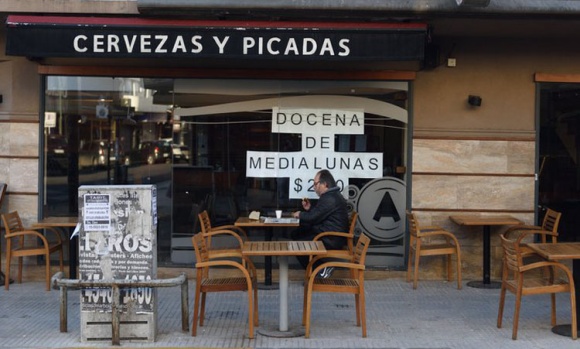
left=259, top=227, right=278, bottom=290
left=467, top=225, right=501, bottom=289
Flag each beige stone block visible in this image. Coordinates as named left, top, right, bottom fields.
left=456, top=176, right=534, bottom=211
left=0, top=158, right=9, bottom=180
left=507, top=141, right=535, bottom=173
left=4, top=194, right=38, bottom=226
left=413, top=139, right=535, bottom=175
left=8, top=158, right=38, bottom=193
left=413, top=139, right=459, bottom=172
left=10, top=123, right=39, bottom=156
left=0, top=124, right=9, bottom=154
left=412, top=175, right=459, bottom=208
left=412, top=174, right=534, bottom=211
left=413, top=139, right=507, bottom=173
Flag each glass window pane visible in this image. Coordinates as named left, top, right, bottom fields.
left=43, top=76, right=409, bottom=267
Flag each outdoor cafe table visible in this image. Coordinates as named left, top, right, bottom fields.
left=242, top=240, right=326, bottom=337
left=32, top=216, right=79, bottom=279
left=527, top=242, right=580, bottom=337
left=449, top=215, right=522, bottom=289
left=235, top=216, right=299, bottom=289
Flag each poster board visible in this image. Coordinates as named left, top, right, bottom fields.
left=78, top=185, right=157, bottom=341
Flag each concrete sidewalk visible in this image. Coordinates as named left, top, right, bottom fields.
left=0, top=272, right=577, bottom=349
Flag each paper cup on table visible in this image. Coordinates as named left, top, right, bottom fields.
left=275, top=210, right=282, bottom=219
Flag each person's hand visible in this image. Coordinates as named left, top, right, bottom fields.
left=302, top=197, right=311, bottom=211
left=292, top=211, right=300, bottom=218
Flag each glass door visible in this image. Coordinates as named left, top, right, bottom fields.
left=538, top=83, right=580, bottom=242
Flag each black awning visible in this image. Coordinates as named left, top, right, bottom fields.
left=6, top=16, right=426, bottom=62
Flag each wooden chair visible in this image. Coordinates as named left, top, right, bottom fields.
left=198, top=210, right=247, bottom=258
left=504, top=208, right=561, bottom=259
left=406, top=211, right=462, bottom=289
left=497, top=233, right=577, bottom=340
left=302, top=233, right=371, bottom=338
left=1, top=211, right=64, bottom=291
left=312, top=211, right=358, bottom=260
left=190, top=233, right=258, bottom=338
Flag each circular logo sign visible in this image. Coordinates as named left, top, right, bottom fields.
left=355, top=177, right=406, bottom=242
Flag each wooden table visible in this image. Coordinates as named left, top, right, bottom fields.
left=235, top=216, right=299, bottom=288
left=242, top=240, right=326, bottom=337
left=527, top=242, right=580, bottom=337
left=32, top=216, right=79, bottom=278
left=449, top=215, right=522, bottom=288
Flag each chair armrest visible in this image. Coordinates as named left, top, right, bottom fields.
left=420, top=225, right=444, bottom=231
left=305, top=253, right=354, bottom=278
left=196, top=259, right=254, bottom=281
left=420, top=230, right=459, bottom=240
left=309, top=243, right=354, bottom=261
left=204, top=229, right=244, bottom=247
left=242, top=257, right=258, bottom=279
left=309, top=261, right=365, bottom=279
left=313, top=231, right=352, bottom=241
left=520, top=260, right=574, bottom=280
left=205, top=250, right=255, bottom=276
left=207, top=249, right=243, bottom=259
left=323, top=250, right=353, bottom=259
left=5, top=230, right=51, bottom=246
left=211, top=225, right=248, bottom=240
left=308, top=252, right=353, bottom=266
left=506, top=224, right=541, bottom=231
left=515, top=229, right=558, bottom=244
left=30, top=226, right=65, bottom=243
left=504, top=224, right=542, bottom=238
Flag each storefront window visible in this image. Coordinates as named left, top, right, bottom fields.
left=43, top=77, right=409, bottom=267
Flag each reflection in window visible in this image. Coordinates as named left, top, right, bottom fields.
left=43, top=77, right=408, bottom=265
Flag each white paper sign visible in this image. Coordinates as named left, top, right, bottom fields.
left=83, top=194, right=110, bottom=231
left=44, top=112, right=57, bottom=128
left=246, top=107, right=382, bottom=199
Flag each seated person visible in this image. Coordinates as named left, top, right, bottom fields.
left=292, top=169, right=349, bottom=278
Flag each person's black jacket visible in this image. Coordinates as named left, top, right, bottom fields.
left=298, top=186, right=349, bottom=249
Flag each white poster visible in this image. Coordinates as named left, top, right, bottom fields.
left=44, top=112, right=57, bottom=128
left=83, top=194, right=110, bottom=231
left=246, top=107, right=383, bottom=199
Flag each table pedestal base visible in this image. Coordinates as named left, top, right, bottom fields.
left=552, top=324, right=577, bottom=337
left=258, top=327, right=305, bottom=338
left=466, top=280, right=501, bottom=289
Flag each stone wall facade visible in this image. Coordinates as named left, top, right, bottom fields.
left=411, top=138, right=535, bottom=280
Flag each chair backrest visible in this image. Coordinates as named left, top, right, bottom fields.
left=1, top=211, right=23, bottom=235
left=198, top=210, right=212, bottom=234
left=192, top=233, right=210, bottom=265
left=352, top=233, right=371, bottom=265
left=500, top=234, right=524, bottom=274
left=348, top=211, right=358, bottom=233
left=541, top=208, right=561, bottom=234
left=346, top=211, right=359, bottom=251
left=406, top=211, right=419, bottom=238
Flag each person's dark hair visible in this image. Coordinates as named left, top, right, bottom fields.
left=317, top=169, right=337, bottom=187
